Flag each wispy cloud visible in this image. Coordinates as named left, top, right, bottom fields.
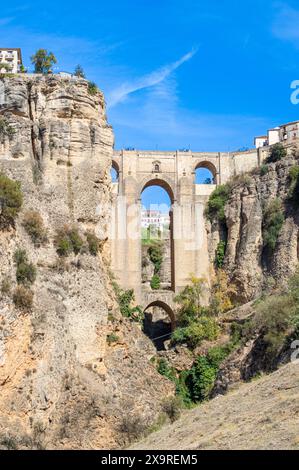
left=106, top=48, right=198, bottom=109
left=272, top=3, right=299, bottom=45
left=0, top=17, right=15, bottom=26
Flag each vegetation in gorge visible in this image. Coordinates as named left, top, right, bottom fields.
left=262, top=198, right=285, bottom=251
left=22, top=210, right=47, bottom=246
left=86, top=230, right=101, bottom=256
left=288, top=165, right=299, bottom=206
left=150, top=273, right=161, bottom=290
left=209, top=270, right=237, bottom=316
left=171, top=277, right=220, bottom=349
left=14, top=249, right=36, bottom=286
left=0, top=117, right=15, bottom=143
left=205, top=184, right=230, bottom=223
left=55, top=225, right=83, bottom=256
left=240, top=270, right=299, bottom=362
left=112, top=282, right=144, bottom=322
left=0, top=173, right=23, bottom=227
left=215, top=240, right=226, bottom=268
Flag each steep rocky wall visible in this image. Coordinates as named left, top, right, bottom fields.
left=0, top=75, right=173, bottom=449
left=207, top=147, right=299, bottom=302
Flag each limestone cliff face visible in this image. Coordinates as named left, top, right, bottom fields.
left=0, top=75, right=172, bottom=449
left=207, top=149, right=299, bottom=302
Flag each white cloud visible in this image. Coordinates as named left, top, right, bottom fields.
left=272, top=3, right=299, bottom=45
left=106, top=48, right=198, bottom=109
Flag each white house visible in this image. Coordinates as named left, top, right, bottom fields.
left=254, top=121, right=299, bottom=148
left=0, top=48, right=22, bottom=73
left=141, top=210, right=170, bottom=233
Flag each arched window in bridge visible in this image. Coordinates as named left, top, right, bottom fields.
left=194, top=161, right=217, bottom=184
left=110, top=161, right=119, bottom=182
left=153, top=161, right=161, bottom=173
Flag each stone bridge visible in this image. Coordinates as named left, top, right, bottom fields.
left=110, top=148, right=264, bottom=322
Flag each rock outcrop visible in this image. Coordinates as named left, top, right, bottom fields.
left=208, top=150, right=299, bottom=302
left=0, top=75, right=173, bottom=449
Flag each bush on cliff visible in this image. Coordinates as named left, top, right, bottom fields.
left=171, top=317, right=219, bottom=349
left=0, top=173, right=23, bottom=228
left=87, top=81, right=98, bottom=95
left=55, top=225, right=83, bottom=256
left=266, top=143, right=287, bottom=164
left=13, top=286, right=33, bottom=311
left=148, top=243, right=163, bottom=274
left=86, top=230, right=101, bottom=256
left=262, top=198, right=285, bottom=251
left=150, top=274, right=161, bottom=290
left=205, top=184, right=230, bottom=223
left=288, top=165, right=299, bottom=205
left=0, top=117, right=15, bottom=143
left=14, top=249, right=37, bottom=286
left=22, top=210, right=47, bottom=246
left=112, top=282, right=144, bottom=322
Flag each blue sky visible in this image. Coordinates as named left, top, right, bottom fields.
left=1, top=1, right=299, bottom=206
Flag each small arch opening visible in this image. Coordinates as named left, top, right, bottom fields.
left=143, top=301, right=175, bottom=350
left=195, top=161, right=217, bottom=184
left=110, top=161, right=119, bottom=183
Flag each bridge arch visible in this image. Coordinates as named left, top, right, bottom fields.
left=194, top=160, right=217, bottom=184
left=139, top=176, right=175, bottom=204
left=143, top=300, right=175, bottom=350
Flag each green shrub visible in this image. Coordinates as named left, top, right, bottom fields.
left=260, top=164, right=269, bottom=176
left=106, top=333, right=119, bottom=345
left=112, top=282, right=143, bottom=322
left=253, top=294, right=295, bottom=358
left=288, top=165, right=299, bottom=204
left=22, top=210, right=47, bottom=246
left=215, top=240, right=226, bottom=268
left=14, top=249, right=36, bottom=286
left=86, top=231, right=100, bottom=256
left=174, top=276, right=206, bottom=326
left=262, top=198, right=285, bottom=251
left=31, top=49, right=57, bottom=74
left=161, top=396, right=183, bottom=423
left=1, top=276, right=11, bottom=297
left=205, top=184, right=230, bottom=223
left=148, top=243, right=163, bottom=274
left=0, top=173, right=23, bottom=227
left=186, top=356, right=217, bottom=402
left=150, top=274, right=161, bottom=290
left=171, top=317, right=219, bottom=349
left=0, top=117, right=15, bottom=143
left=157, top=358, right=176, bottom=381
left=55, top=225, right=83, bottom=256
left=266, top=143, right=287, bottom=163
left=13, top=286, right=33, bottom=311
left=87, top=81, right=98, bottom=95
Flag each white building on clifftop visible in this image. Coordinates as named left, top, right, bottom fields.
left=0, top=48, right=22, bottom=73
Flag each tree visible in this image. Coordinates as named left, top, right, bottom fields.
left=31, top=49, right=57, bottom=74
left=74, top=65, right=85, bottom=78
left=174, top=276, right=206, bottom=326
left=266, top=143, right=287, bottom=164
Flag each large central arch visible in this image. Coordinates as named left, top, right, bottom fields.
left=140, top=177, right=175, bottom=291
left=139, top=175, right=176, bottom=204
